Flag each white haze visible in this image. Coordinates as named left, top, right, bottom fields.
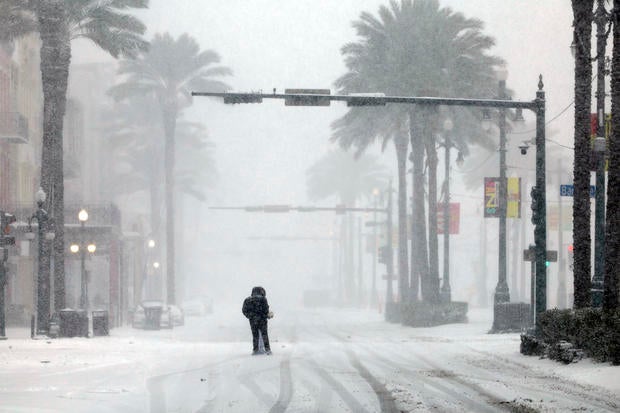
left=70, top=0, right=574, bottom=311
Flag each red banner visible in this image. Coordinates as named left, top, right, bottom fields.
left=437, top=203, right=460, bottom=234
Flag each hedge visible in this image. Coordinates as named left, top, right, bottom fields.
left=526, top=308, right=620, bottom=364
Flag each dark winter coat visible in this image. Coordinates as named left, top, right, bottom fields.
left=242, top=287, right=269, bottom=323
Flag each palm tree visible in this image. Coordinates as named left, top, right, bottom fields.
left=306, top=149, right=388, bottom=304
left=0, top=0, right=148, bottom=312
left=333, top=0, right=502, bottom=304
left=104, top=98, right=217, bottom=231
left=604, top=0, right=620, bottom=311
left=109, top=32, right=231, bottom=304
left=572, top=0, right=594, bottom=309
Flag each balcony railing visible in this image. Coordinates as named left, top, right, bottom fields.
left=0, top=112, right=29, bottom=144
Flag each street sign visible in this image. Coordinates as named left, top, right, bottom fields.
left=284, top=89, right=330, bottom=106
left=523, top=249, right=557, bottom=262
left=560, top=184, right=596, bottom=197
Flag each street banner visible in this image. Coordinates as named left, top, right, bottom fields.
left=437, top=203, right=460, bottom=234
left=507, top=177, right=521, bottom=218
left=484, top=177, right=521, bottom=218
left=484, top=177, right=500, bottom=217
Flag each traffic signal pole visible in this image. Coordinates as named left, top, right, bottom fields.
left=194, top=81, right=547, bottom=320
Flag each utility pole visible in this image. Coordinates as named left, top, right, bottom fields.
left=495, top=72, right=510, bottom=305
left=592, top=0, right=607, bottom=307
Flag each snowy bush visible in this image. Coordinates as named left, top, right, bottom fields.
left=532, top=308, right=620, bottom=364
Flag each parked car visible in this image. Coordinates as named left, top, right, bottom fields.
left=132, top=300, right=173, bottom=329
left=160, top=305, right=173, bottom=329
left=168, top=305, right=184, bottom=326
left=131, top=304, right=146, bottom=329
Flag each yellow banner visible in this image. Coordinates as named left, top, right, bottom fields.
left=507, top=177, right=521, bottom=218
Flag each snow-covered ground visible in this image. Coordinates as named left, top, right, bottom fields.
left=1, top=306, right=618, bottom=412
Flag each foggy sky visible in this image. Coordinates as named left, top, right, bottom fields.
left=71, top=1, right=575, bottom=307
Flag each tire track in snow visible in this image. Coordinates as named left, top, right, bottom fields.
left=268, top=358, right=293, bottom=413
left=321, top=328, right=398, bottom=412
left=333, top=330, right=489, bottom=412
left=344, top=349, right=399, bottom=413
left=303, top=358, right=370, bottom=413
left=358, top=342, right=505, bottom=413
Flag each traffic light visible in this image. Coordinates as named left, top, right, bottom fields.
left=530, top=186, right=540, bottom=226
left=223, top=93, right=263, bottom=104
left=0, top=212, right=15, bottom=247
left=568, top=244, right=574, bottom=271
left=378, top=246, right=390, bottom=264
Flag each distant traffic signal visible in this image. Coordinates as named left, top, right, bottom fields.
left=378, top=246, right=390, bottom=264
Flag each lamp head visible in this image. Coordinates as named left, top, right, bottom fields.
left=87, top=244, right=96, bottom=253
left=70, top=244, right=79, bottom=253
left=78, top=209, right=88, bottom=222
left=35, top=187, right=46, bottom=206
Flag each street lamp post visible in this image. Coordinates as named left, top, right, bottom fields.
left=28, top=188, right=55, bottom=335
left=592, top=0, right=608, bottom=307
left=441, top=118, right=454, bottom=303
left=78, top=209, right=89, bottom=310
left=371, top=188, right=379, bottom=305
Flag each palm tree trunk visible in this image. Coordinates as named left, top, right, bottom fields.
left=572, top=0, right=594, bottom=309
left=163, top=106, right=177, bottom=305
left=409, top=110, right=429, bottom=303
left=394, top=135, right=410, bottom=303
left=604, top=0, right=620, bottom=311
left=149, top=150, right=162, bottom=239
left=38, top=0, right=71, bottom=313
left=424, top=131, right=440, bottom=304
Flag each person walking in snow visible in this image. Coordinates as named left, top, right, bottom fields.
left=242, top=286, right=273, bottom=355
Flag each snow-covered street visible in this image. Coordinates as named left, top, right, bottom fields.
left=1, top=307, right=618, bottom=412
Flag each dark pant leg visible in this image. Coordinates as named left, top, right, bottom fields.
left=250, top=321, right=260, bottom=351
left=259, top=320, right=270, bottom=351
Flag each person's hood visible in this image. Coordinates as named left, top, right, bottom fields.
left=251, top=286, right=265, bottom=297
